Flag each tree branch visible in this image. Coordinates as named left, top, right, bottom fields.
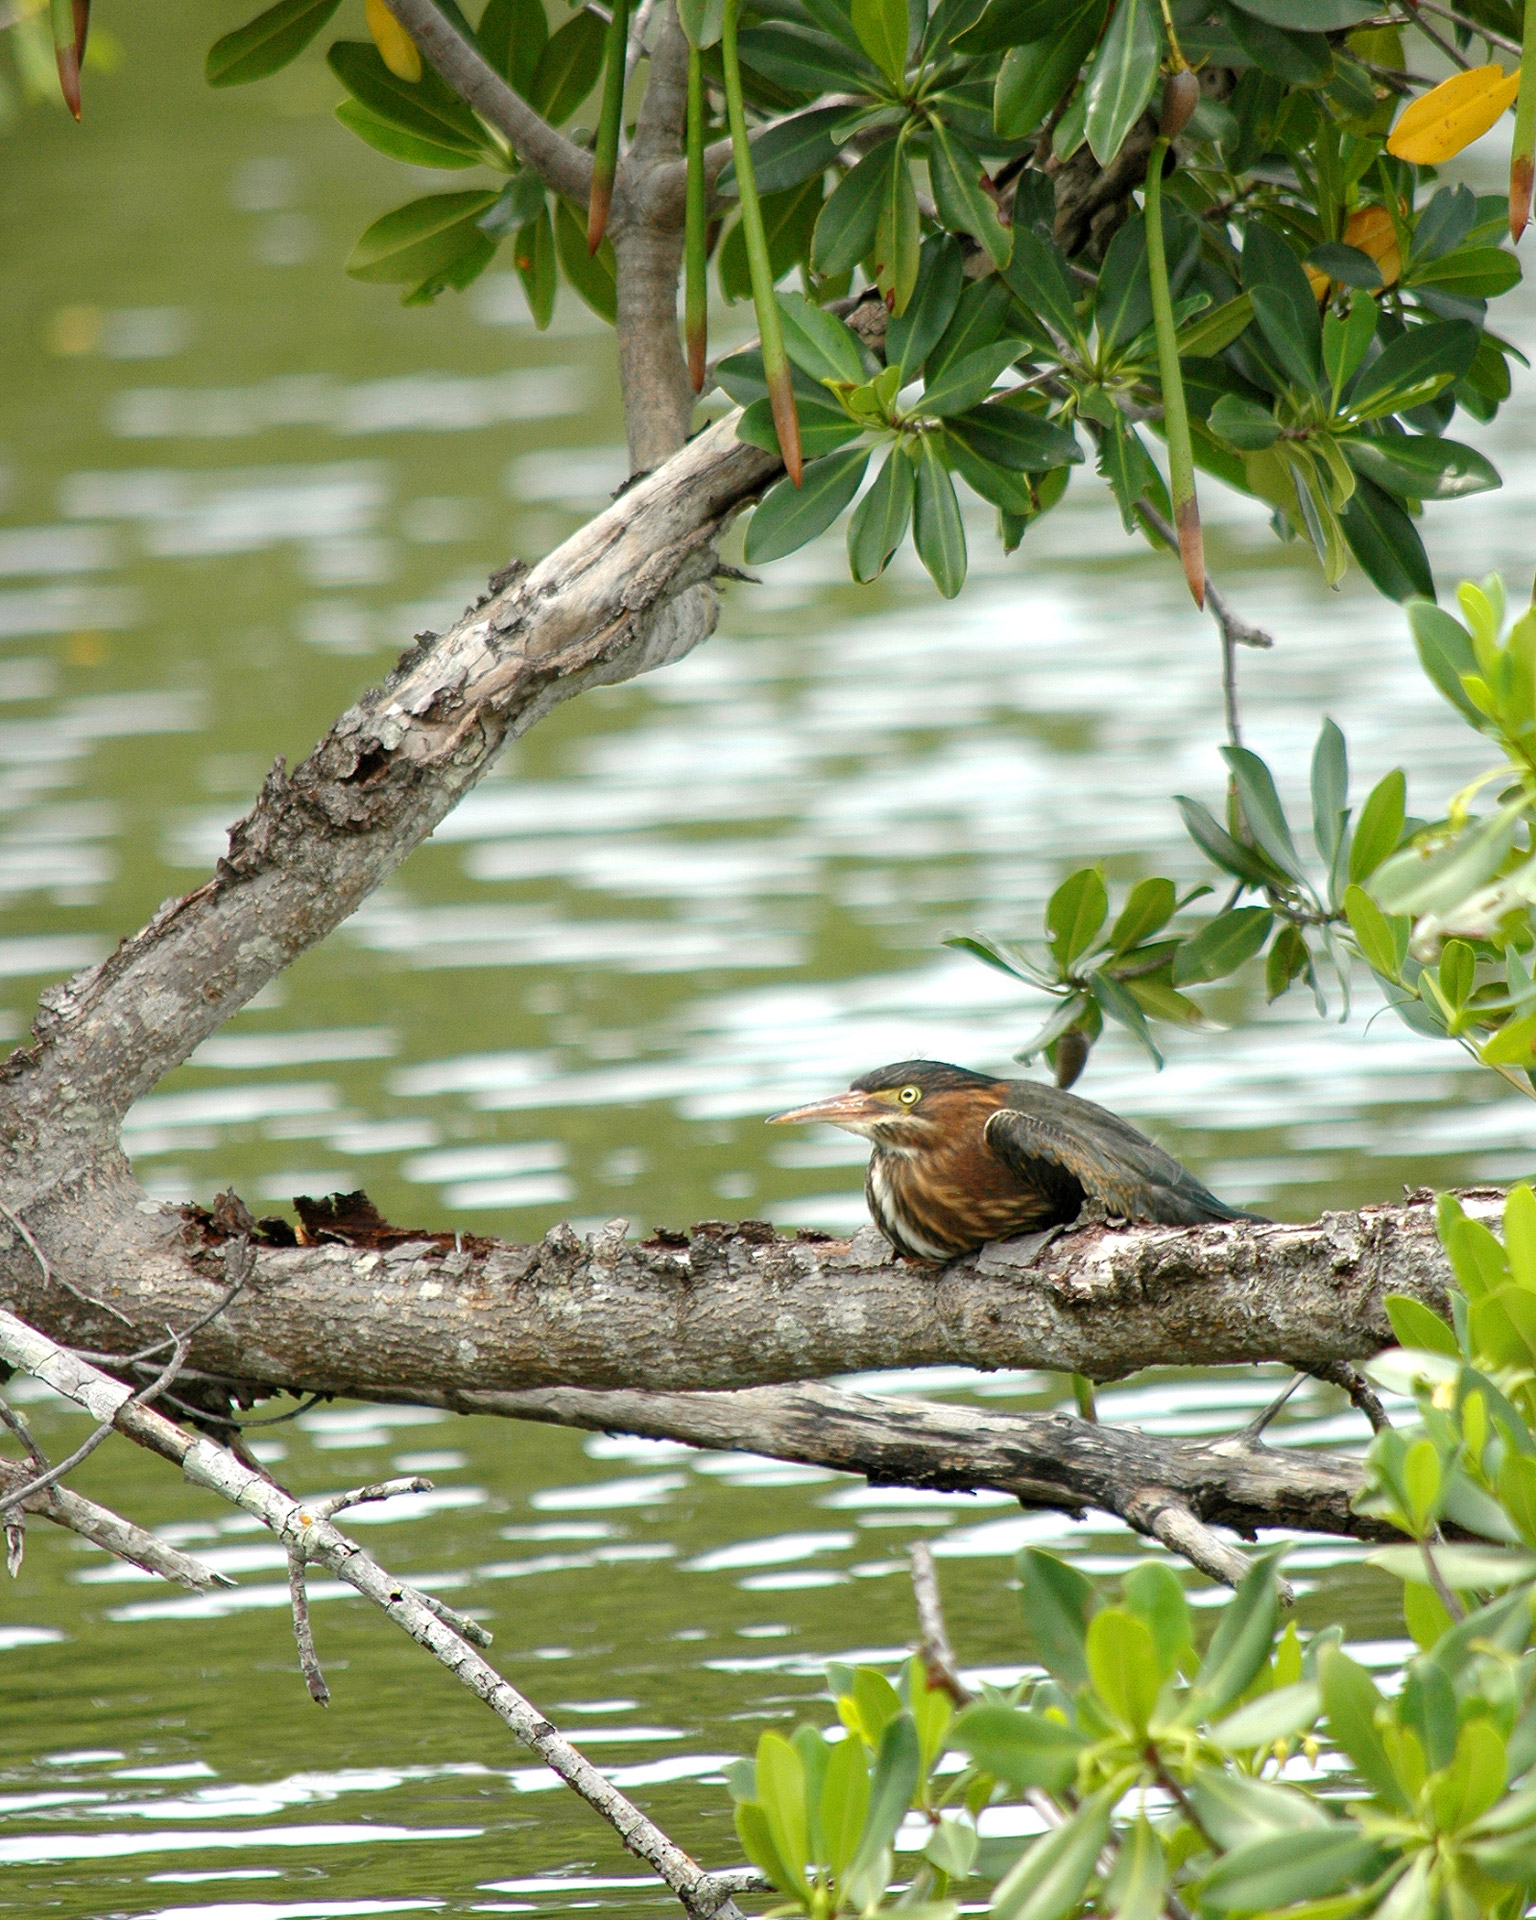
left=0, top=1304, right=748, bottom=1920
left=386, top=0, right=593, bottom=203
left=0, top=1452, right=233, bottom=1591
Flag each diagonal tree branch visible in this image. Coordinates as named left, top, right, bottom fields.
left=386, top=0, right=594, bottom=203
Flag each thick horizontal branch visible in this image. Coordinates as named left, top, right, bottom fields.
left=5, top=1199, right=1462, bottom=1409
left=388, top=0, right=594, bottom=203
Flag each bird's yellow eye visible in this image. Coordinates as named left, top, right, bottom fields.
left=898, top=1085, right=920, bottom=1106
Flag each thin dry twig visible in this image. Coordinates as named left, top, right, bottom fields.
left=0, top=1304, right=747, bottom=1920
left=286, top=1544, right=330, bottom=1705
left=1397, top=0, right=1475, bottom=70
left=909, top=1543, right=970, bottom=1706
left=1138, top=500, right=1273, bottom=749
left=1311, top=1359, right=1391, bottom=1435
left=1406, top=0, right=1520, bottom=55
left=0, top=1454, right=233, bottom=1590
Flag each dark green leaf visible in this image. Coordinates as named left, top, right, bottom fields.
left=920, top=342, right=1024, bottom=417
left=1096, top=415, right=1161, bottom=531
left=951, top=1703, right=1086, bottom=1793
left=812, top=140, right=896, bottom=276
left=1091, top=966, right=1163, bottom=1065
left=1085, top=0, right=1161, bottom=167
left=1189, top=1550, right=1284, bottom=1719
left=1176, top=794, right=1281, bottom=888
left=478, top=169, right=548, bottom=238
left=737, top=22, right=877, bottom=95
left=738, top=396, right=864, bottom=459
left=1227, top=0, right=1376, bottom=22
left=1177, top=292, right=1255, bottom=358
left=850, top=0, right=909, bottom=83
left=1224, top=7, right=1332, bottom=84
left=776, top=291, right=872, bottom=385
left=1002, top=229, right=1083, bottom=349
left=1173, top=906, right=1274, bottom=985
left=1346, top=319, right=1480, bottom=418
left=1311, top=718, right=1348, bottom=869
left=1221, top=744, right=1308, bottom=885
left=716, top=106, right=845, bottom=197
left=720, top=177, right=822, bottom=303
left=1339, top=473, right=1435, bottom=602
left=993, top=5, right=1105, bottom=140
left=1208, top=392, right=1280, bottom=449
left=1094, top=212, right=1151, bottom=352
left=928, top=276, right=1018, bottom=379
left=346, top=190, right=500, bottom=285
left=1242, top=222, right=1323, bottom=396
left=956, top=0, right=1071, bottom=54
left=846, top=1714, right=920, bottom=1889
left=945, top=401, right=1082, bottom=470
left=928, top=123, right=1012, bottom=269
left=1266, top=923, right=1311, bottom=1001
left=513, top=204, right=556, bottom=330
left=1410, top=246, right=1522, bottom=301
left=528, top=9, right=606, bottom=124
left=1306, top=242, right=1382, bottom=289
left=912, top=436, right=967, bottom=598
left=207, top=0, right=340, bottom=85
left=848, top=442, right=915, bottom=582
left=1341, top=433, right=1500, bottom=501
left=887, top=234, right=964, bottom=380
left=1018, top=1549, right=1095, bottom=1685
left=334, top=100, right=480, bottom=169
left=1047, top=867, right=1108, bottom=968
left=1110, top=876, right=1177, bottom=951
left=327, top=42, right=483, bottom=152
left=1201, top=1829, right=1384, bottom=1912
left=874, top=145, right=920, bottom=313
left=554, top=196, right=617, bottom=322
left=1348, top=770, right=1406, bottom=884
left=947, top=440, right=1042, bottom=512
left=478, top=0, right=547, bottom=91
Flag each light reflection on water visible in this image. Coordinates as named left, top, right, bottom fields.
left=4, top=5, right=1536, bottom=1912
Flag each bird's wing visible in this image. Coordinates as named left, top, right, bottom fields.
left=984, top=1095, right=1254, bottom=1226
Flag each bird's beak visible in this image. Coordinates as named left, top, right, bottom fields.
left=766, top=1090, right=887, bottom=1129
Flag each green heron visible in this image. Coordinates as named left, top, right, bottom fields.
left=769, top=1059, right=1259, bottom=1262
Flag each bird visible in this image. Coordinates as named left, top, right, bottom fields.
left=768, top=1059, right=1261, bottom=1263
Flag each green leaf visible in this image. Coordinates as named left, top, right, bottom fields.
left=926, top=1814, right=978, bottom=1881
left=755, top=1731, right=810, bottom=1895
left=1175, top=794, right=1284, bottom=888
left=1089, top=966, right=1163, bottom=1065
left=745, top=447, right=870, bottom=563
left=1208, top=392, right=1281, bottom=450
left=676, top=0, right=725, bottom=49
left=1366, top=1542, right=1536, bottom=1587
left=850, top=0, right=908, bottom=84
left=1200, top=1828, right=1384, bottom=1912
left=334, top=100, right=481, bottom=169
left=1227, top=9, right=1333, bottom=85
left=1341, top=433, right=1500, bottom=502
left=716, top=106, right=844, bottom=195
left=1346, top=319, right=1480, bottom=419
left=1385, top=1293, right=1460, bottom=1357
left=1319, top=1644, right=1408, bottom=1807
left=1105, top=1817, right=1167, bottom=1920
left=1228, top=0, right=1377, bottom=22
left=1084, top=0, right=1160, bottom=168
left=887, top=234, right=964, bottom=381
left=528, top=8, right=606, bottom=124
left=1505, top=1183, right=1536, bottom=1290
left=346, top=190, right=501, bottom=285
left=1119, top=1562, right=1191, bottom=1678
left=1221, top=745, right=1308, bottom=886
left=1311, top=718, right=1349, bottom=870
left=1324, top=291, right=1378, bottom=399
left=912, top=437, right=967, bottom=598
left=991, top=1778, right=1121, bottom=1920
left=554, top=196, right=617, bottom=322
left=993, top=4, right=1104, bottom=140
left=845, top=1713, right=921, bottom=1891
left=820, top=1728, right=869, bottom=1881
left=929, top=276, right=1018, bottom=379
left=1002, top=229, right=1083, bottom=350
left=1110, top=876, right=1177, bottom=952
left=1343, top=882, right=1407, bottom=981
left=719, top=177, right=823, bottom=304
left=1176, top=291, right=1254, bottom=358
left=812, top=141, right=896, bottom=276
left=736, top=1799, right=800, bottom=1899
left=1086, top=1607, right=1161, bottom=1735
left=1047, top=867, right=1108, bottom=970
left=513, top=203, right=556, bottom=330
left=945, top=402, right=1081, bottom=471
left=1348, top=770, right=1406, bottom=882
left=478, top=169, right=548, bottom=238
left=1188, top=1550, right=1283, bottom=1720
left=928, top=123, right=1011, bottom=269
left=776, top=292, right=871, bottom=386
left=1172, top=906, right=1274, bottom=985
left=1018, top=1547, right=1093, bottom=1685
left=1265, top=923, right=1310, bottom=1002
left=1340, top=473, right=1436, bottom=603
left=478, top=0, right=547, bottom=90
left=950, top=1703, right=1085, bottom=1794
left=1371, top=796, right=1524, bottom=917
left=327, top=41, right=484, bottom=152
left=874, top=145, right=920, bottom=313
left=1243, top=222, right=1323, bottom=397
left=1210, top=1681, right=1322, bottom=1751
left=920, top=342, right=1024, bottom=417
left=1307, top=241, right=1381, bottom=288
left=848, top=442, right=915, bottom=582
left=1407, top=599, right=1482, bottom=725
left=1410, top=245, right=1522, bottom=301
left=207, top=0, right=340, bottom=85
left=1096, top=415, right=1162, bottom=532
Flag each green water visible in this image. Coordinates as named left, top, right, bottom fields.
left=2, top=6, right=1534, bottom=1914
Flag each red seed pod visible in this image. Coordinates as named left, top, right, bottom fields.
left=1160, top=68, right=1200, bottom=140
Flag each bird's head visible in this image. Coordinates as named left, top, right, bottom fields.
left=767, top=1060, right=999, bottom=1150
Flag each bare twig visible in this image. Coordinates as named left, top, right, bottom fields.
left=1233, top=1372, right=1306, bottom=1446
left=1138, top=500, right=1273, bottom=749
left=909, top=1543, right=970, bottom=1705
left=0, top=1305, right=746, bottom=1920
left=286, top=1544, right=330, bottom=1705
left=1125, top=1488, right=1294, bottom=1604
left=385, top=0, right=594, bottom=202
left=1396, top=1, right=1475, bottom=70
left=0, top=1454, right=233, bottom=1589
left=1310, top=1359, right=1391, bottom=1435
left=1405, top=0, right=1521, bottom=55
left=1420, top=1534, right=1467, bottom=1623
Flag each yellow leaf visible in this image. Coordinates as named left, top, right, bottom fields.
left=1343, top=204, right=1400, bottom=287
left=1387, top=64, right=1519, bottom=164
left=366, top=0, right=422, bottom=83
left=1304, top=262, right=1330, bottom=303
